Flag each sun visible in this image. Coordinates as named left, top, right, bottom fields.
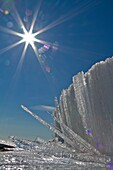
left=22, top=31, right=35, bottom=45
left=0, top=7, right=49, bottom=68
left=0, top=5, right=59, bottom=73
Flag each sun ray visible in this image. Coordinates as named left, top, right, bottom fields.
left=13, top=8, right=27, bottom=34
left=29, top=0, right=42, bottom=34
left=0, top=26, right=23, bottom=37
left=31, top=43, right=49, bottom=77
left=30, top=42, right=40, bottom=61
left=9, top=42, right=29, bottom=93
left=34, top=38, right=52, bottom=46
left=34, top=0, right=98, bottom=36
left=0, top=39, right=24, bottom=55
left=31, top=42, right=48, bottom=74
left=13, top=42, right=28, bottom=78
left=17, top=42, right=28, bottom=70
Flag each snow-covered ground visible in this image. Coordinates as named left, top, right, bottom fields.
left=0, top=137, right=110, bottom=170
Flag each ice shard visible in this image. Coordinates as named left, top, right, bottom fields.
left=55, top=57, right=113, bottom=156
left=21, top=105, right=101, bottom=155
left=21, top=105, right=77, bottom=149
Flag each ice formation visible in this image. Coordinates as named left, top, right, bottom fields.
left=55, top=57, right=113, bottom=156
left=1, top=57, right=113, bottom=169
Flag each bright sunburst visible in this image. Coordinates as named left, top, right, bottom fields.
left=0, top=1, right=76, bottom=74
left=0, top=6, right=51, bottom=72
left=13, top=25, right=40, bottom=55
left=0, top=2, right=62, bottom=77
left=0, top=1, right=96, bottom=75
left=22, top=31, right=36, bottom=45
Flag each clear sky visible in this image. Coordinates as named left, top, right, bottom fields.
left=0, top=0, right=113, bottom=140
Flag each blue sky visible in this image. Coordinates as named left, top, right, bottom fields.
left=0, top=0, right=113, bottom=140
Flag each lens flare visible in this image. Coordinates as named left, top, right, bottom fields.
left=4, top=10, right=9, bottom=15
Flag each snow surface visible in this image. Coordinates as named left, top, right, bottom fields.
left=0, top=137, right=110, bottom=169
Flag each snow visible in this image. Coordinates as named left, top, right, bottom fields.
left=0, top=137, right=110, bottom=169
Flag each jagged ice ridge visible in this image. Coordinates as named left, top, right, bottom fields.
left=55, top=56, right=113, bottom=156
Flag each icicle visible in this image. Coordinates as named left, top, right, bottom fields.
left=54, top=97, right=64, bottom=134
